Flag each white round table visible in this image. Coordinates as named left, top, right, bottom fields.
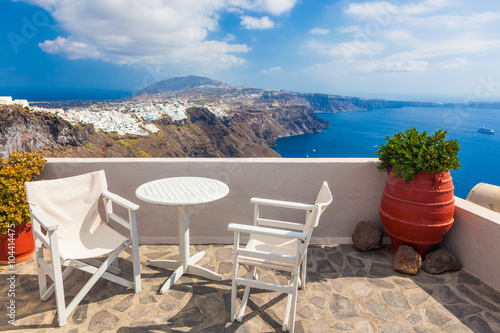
left=136, top=177, right=229, bottom=293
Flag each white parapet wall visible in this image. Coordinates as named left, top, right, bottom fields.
left=41, top=158, right=387, bottom=245
left=440, top=197, right=500, bottom=292
left=40, top=157, right=500, bottom=291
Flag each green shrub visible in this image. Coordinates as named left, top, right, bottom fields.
left=375, top=127, right=460, bottom=182
left=0, top=151, right=46, bottom=233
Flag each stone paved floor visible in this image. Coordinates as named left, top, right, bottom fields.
left=1, top=244, right=500, bottom=332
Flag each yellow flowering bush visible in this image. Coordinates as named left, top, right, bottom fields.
left=0, top=151, right=46, bottom=234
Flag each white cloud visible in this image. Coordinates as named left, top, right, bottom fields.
left=222, top=33, right=237, bottom=42
left=305, top=39, right=385, bottom=59
left=20, top=0, right=298, bottom=67
left=344, top=0, right=451, bottom=20
left=310, top=27, right=330, bottom=35
left=440, top=57, right=467, bottom=69
left=240, top=16, right=275, bottom=29
left=261, top=66, right=282, bottom=73
left=229, top=0, right=297, bottom=15
left=383, top=30, right=414, bottom=42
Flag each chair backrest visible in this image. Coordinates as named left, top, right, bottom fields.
left=304, top=181, right=333, bottom=233
left=25, top=170, right=108, bottom=243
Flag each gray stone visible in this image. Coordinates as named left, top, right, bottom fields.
left=406, top=313, right=422, bottom=325
left=330, top=294, right=360, bottom=319
left=443, top=324, right=477, bottom=333
left=365, top=299, right=393, bottom=320
left=408, top=290, right=431, bottom=306
left=456, top=284, right=500, bottom=312
left=308, top=296, right=325, bottom=309
left=461, top=316, right=495, bottom=333
left=218, top=261, right=233, bottom=274
left=382, top=291, right=411, bottom=309
left=355, top=269, right=368, bottom=277
left=457, top=271, right=481, bottom=285
left=216, top=246, right=233, bottom=260
left=71, top=302, right=88, bottom=324
left=140, top=295, right=157, bottom=304
left=88, top=310, right=119, bottom=333
left=438, top=286, right=465, bottom=304
left=422, top=249, right=460, bottom=274
left=128, top=307, right=153, bottom=320
left=347, top=255, right=365, bottom=268
left=369, top=263, right=394, bottom=277
left=316, top=259, right=336, bottom=273
left=297, top=305, right=316, bottom=320
left=444, top=304, right=482, bottom=318
left=425, top=308, right=451, bottom=326
left=357, top=321, right=374, bottom=333
left=393, top=245, right=421, bottom=275
left=352, top=282, right=372, bottom=296
left=158, top=301, right=177, bottom=312
left=327, top=251, right=344, bottom=267
left=332, top=321, right=354, bottom=330
left=113, top=294, right=134, bottom=312
left=413, top=328, right=431, bottom=333
left=369, top=278, right=395, bottom=289
left=179, top=306, right=206, bottom=326
left=352, top=221, right=383, bottom=251
left=342, top=266, right=354, bottom=277
left=379, top=324, right=408, bottom=333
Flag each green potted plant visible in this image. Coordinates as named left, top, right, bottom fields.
left=0, top=150, right=46, bottom=264
left=375, top=128, right=460, bottom=257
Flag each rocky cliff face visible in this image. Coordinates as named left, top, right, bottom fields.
left=0, top=106, right=95, bottom=159
left=0, top=104, right=325, bottom=158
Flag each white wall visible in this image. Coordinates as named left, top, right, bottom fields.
left=40, top=158, right=500, bottom=291
left=440, top=198, right=500, bottom=292
left=41, top=158, right=387, bottom=244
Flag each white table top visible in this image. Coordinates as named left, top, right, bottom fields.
left=135, top=177, right=229, bottom=206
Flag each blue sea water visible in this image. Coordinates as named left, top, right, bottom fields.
left=273, top=107, right=500, bottom=199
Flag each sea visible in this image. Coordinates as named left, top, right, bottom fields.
left=272, top=106, right=500, bottom=199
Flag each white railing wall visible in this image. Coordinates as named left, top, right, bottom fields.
left=41, top=157, right=500, bottom=291
left=41, top=158, right=386, bottom=244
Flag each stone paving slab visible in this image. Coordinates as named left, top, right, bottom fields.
left=1, top=244, right=499, bottom=332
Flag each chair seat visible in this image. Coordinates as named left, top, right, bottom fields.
left=241, top=234, right=298, bottom=268
left=59, top=221, right=128, bottom=262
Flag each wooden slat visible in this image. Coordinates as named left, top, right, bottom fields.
left=235, top=277, right=293, bottom=294
left=257, top=218, right=305, bottom=231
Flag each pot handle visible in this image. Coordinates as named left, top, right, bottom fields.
left=433, top=174, right=443, bottom=190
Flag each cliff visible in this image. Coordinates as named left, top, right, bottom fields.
left=0, top=104, right=325, bottom=158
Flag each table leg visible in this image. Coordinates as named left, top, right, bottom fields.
left=156, top=204, right=221, bottom=294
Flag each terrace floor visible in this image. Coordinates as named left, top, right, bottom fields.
left=1, top=244, right=499, bottom=333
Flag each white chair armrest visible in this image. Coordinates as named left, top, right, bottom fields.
left=103, top=191, right=140, bottom=211
left=228, top=223, right=307, bottom=241
left=250, top=197, right=315, bottom=211
left=30, top=205, right=58, bottom=231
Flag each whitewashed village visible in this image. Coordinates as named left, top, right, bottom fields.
left=0, top=96, right=228, bottom=136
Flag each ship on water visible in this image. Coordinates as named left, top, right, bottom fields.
left=478, top=127, right=494, bottom=134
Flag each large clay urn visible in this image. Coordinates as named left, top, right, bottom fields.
left=379, top=170, right=455, bottom=257
left=0, top=221, right=35, bottom=265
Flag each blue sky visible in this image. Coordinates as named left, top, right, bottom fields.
left=3, top=0, right=500, bottom=102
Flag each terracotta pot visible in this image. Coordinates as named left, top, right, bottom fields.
left=0, top=221, right=35, bottom=265
left=379, top=170, right=455, bottom=257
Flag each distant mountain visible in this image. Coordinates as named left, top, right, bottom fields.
left=134, top=75, right=228, bottom=96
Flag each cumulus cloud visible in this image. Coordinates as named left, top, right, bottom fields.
left=240, top=16, right=275, bottom=29
left=261, top=66, right=282, bottom=73
left=310, top=27, right=330, bottom=35
left=20, top=0, right=297, bottom=67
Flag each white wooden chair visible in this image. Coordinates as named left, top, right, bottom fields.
left=25, top=170, right=141, bottom=326
left=228, top=181, right=332, bottom=332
